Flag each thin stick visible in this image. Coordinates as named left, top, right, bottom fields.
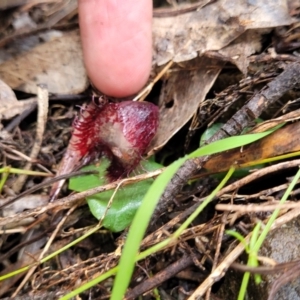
left=216, top=202, right=300, bottom=213
left=0, top=169, right=163, bottom=228
left=13, top=85, right=49, bottom=193
left=12, top=205, right=78, bottom=297
left=187, top=207, right=300, bottom=299
left=133, top=61, right=173, bottom=101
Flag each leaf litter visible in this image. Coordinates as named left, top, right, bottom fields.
left=0, top=0, right=299, bottom=299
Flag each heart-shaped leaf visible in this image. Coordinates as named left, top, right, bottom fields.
left=69, top=159, right=162, bottom=232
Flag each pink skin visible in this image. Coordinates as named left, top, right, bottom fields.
left=79, top=0, right=153, bottom=97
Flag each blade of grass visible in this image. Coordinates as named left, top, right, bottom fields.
left=137, top=167, right=235, bottom=261
left=238, top=271, right=251, bottom=300
left=239, top=150, right=300, bottom=168
left=249, top=223, right=262, bottom=284
left=59, top=125, right=282, bottom=300
left=0, top=167, right=52, bottom=176
left=0, top=222, right=103, bottom=281
left=226, top=230, right=250, bottom=253
left=110, top=157, right=186, bottom=300
left=111, top=127, right=281, bottom=300
left=189, top=126, right=283, bottom=159
left=0, top=168, right=10, bottom=193
left=254, top=167, right=300, bottom=252
left=238, top=167, right=300, bottom=299
left=0, top=125, right=282, bottom=298
left=60, top=267, right=118, bottom=300
left=173, top=166, right=235, bottom=238
left=63, top=166, right=235, bottom=300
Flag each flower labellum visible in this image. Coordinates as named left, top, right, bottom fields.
left=50, top=100, right=159, bottom=201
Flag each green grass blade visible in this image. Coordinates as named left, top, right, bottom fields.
left=238, top=167, right=300, bottom=298
left=59, top=125, right=282, bottom=300
left=110, top=157, right=186, bottom=300
left=226, top=230, right=250, bottom=253
left=253, top=167, right=300, bottom=252
left=60, top=267, right=118, bottom=300
left=137, top=167, right=235, bottom=261
left=238, top=271, right=251, bottom=300
left=189, top=126, right=282, bottom=159
left=111, top=127, right=280, bottom=300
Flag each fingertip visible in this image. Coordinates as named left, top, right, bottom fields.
left=79, top=0, right=152, bottom=97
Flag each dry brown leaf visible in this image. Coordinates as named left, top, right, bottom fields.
left=203, top=122, right=300, bottom=173
left=0, top=79, right=36, bottom=128
left=250, top=108, right=300, bottom=133
left=0, top=0, right=292, bottom=98
left=0, top=78, right=17, bottom=104
left=0, top=30, right=88, bottom=94
left=217, top=30, right=266, bottom=74
left=153, top=0, right=292, bottom=67
left=0, top=194, right=48, bottom=221
left=148, top=57, right=224, bottom=153
left=0, top=0, right=31, bottom=10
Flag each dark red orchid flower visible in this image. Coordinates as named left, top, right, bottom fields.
left=50, top=99, right=159, bottom=201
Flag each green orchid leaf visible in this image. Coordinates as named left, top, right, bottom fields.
left=69, top=158, right=162, bottom=232
left=200, top=123, right=223, bottom=147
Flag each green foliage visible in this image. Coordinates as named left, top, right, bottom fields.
left=199, top=123, right=223, bottom=147
left=0, top=124, right=283, bottom=300
left=110, top=127, right=281, bottom=300
left=226, top=167, right=300, bottom=300
left=200, top=121, right=265, bottom=177
left=0, top=166, right=51, bottom=193
left=69, top=158, right=162, bottom=232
